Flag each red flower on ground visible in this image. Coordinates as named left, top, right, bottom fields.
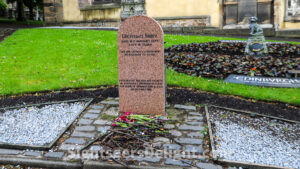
left=252, top=68, right=256, bottom=71
left=120, top=115, right=127, bottom=120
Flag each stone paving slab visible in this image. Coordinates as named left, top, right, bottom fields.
left=175, top=138, right=203, bottom=145
left=179, top=125, right=205, bottom=131
left=87, top=109, right=102, bottom=114
left=44, top=152, right=65, bottom=159
left=71, top=131, right=96, bottom=138
left=94, top=120, right=111, bottom=125
left=196, top=162, right=223, bottom=169
left=64, top=138, right=86, bottom=144
left=83, top=113, right=99, bottom=119
left=90, top=105, right=104, bottom=109
left=0, top=149, right=22, bottom=155
left=74, top=126, right=96, bottom=132
left=165, top=158, right=191, bottom=167
left=59, top=143, right=84, bottom=151
left=174, top=104, right=196, bottom=110
left=24, top=151, right=42, bottom=157
left=77, top=119, right=93, bottom=125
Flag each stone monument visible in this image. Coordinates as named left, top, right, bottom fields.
left=117, top=16, right=165, bottom=115
left=245, top=17, right=268, bottom=55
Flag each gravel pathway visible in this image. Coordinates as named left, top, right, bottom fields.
left=0, top=102, right=86, bottom=146
left=209, top=108, right=300, bottom=169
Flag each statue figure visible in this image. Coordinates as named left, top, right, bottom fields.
left=245, top=17, right=268, bottom=55
left=249, top=17, right=264, bottom=36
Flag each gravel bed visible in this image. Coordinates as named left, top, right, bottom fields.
left=0, top=102, right=86, bottom=146
left=209, top=108, right=300, bottom=169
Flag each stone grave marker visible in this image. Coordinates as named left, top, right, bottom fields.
left=117, top=16, right=165, bottom=115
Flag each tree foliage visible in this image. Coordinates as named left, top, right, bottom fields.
left=7, top=0, right=43, bottom=20
left=0, top=0, right=7, bottom=12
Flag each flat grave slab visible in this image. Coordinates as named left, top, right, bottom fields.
left=225, top=74, right=300, bottom=88
left=0, top=99, right=92, bottom=150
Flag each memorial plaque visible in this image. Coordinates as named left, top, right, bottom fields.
left=225, top=75, right=300, bottom=88
left=117, top=16, right=165, bottom=115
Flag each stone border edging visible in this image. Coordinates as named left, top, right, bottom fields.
left=0, top=157, right=183, bottom=169
left=205, top=105, right=295, bottom=169
left=0, top=98, right=94, bottom=150
left=209, top=105, right=299, bottom=124
left=0, top=157, right=83, bottom=169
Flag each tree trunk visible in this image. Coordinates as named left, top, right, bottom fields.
left=29, top=6, right=34, bottom=20
left=16, top=0, right=26, bottom=21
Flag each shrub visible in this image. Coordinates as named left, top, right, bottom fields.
left=0, top=0, right=7, bottom=14
left=165, top=42, right=300, bottom=79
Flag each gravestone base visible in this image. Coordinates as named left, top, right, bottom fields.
left=245, top=35, right=268, bottom=55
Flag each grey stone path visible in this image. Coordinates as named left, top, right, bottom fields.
left=0, top=97, right=229, bottom=169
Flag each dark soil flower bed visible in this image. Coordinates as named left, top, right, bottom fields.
left=165, top=42, right=300, bottom=79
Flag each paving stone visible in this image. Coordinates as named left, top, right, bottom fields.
left=169, top=130, right=182, bottom=137
left=71, top=131, right=96, bottom=138
left=153, top=137, right=170, bottom=143
left=187, top=132, right=204, bottom=138
left=59, top=144, right=84, bottom=151
left=88, top=109, right=101, bottom=113
left=189, top=112, right=202, bottom=116
left=90, top=145, right=103, bottom=151
left=78, top=119, right=93, bottom=125
left=165, top=158, right=191, bottom=167
left=129, top=156, right=161, bottom=163
left=100, top=100, right=119, bottom=105
left=185, top=121, right=204, bottom=126
left=196, top=162, right=223, bottom=169
left=74, top=125, right=96, bottom=131
left=163, top=144, right=181, bottom=150
left=174, top=153, right=206, bottom=160
left=188, top=116, right=203, bottom=120
left=103, top=107, right=119, bottom=116
left=64, top=138, right=86, bottom=144
left=24, top=151, right=42, bottom=157
left=90, top=105, right=104, bottom=109
left=164, top=124, right=175, bottom=129
left=94, top=120, right=111, bottom=125
left=179, top=125, right=205, bottom=131
left=83, top=113, right=99, bottom=119
left=0, top=149, right=22, bottom=155
left=175, top=138, right=203, bottom=145
left=185, top=145, right=204, bottom=153
left=44, top=152, right=65, bottom=158
left=98, top=126, right=111, bottom=133
left=174, top=104, right=196, bottom=110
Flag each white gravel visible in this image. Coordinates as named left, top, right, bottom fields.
left=0, top=102, right=86, bottom=146
left=210, top=109, right=300, bottom=169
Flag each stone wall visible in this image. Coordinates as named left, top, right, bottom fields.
left=120, top=0, right=146, bottom=20
left=44, top=0, right=63, bottom=24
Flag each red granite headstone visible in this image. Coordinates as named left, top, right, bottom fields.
left=117, top=16, right=165, bottom=115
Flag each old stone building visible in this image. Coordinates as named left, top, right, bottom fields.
left=43, top=0, right=300, bottom=37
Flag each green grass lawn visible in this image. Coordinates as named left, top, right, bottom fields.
left=0, top=29, right=299, bottom=105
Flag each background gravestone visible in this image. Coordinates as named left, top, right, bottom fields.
left=117, top=16, right=165, bottom=115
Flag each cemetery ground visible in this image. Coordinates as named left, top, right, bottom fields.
left=0, top=28, right=299, bottom=169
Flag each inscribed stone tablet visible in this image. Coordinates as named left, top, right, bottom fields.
left=117, top=16, right=165, bottom=115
